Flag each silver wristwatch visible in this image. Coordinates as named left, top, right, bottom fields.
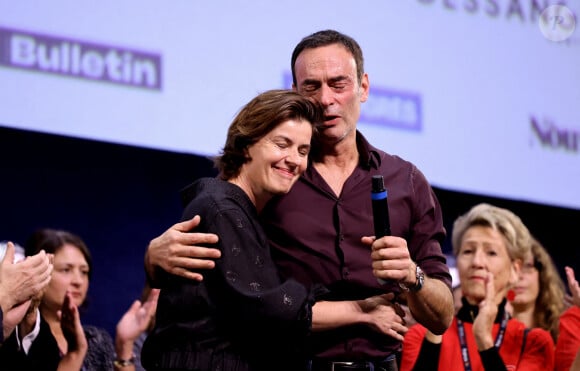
left=399, top=264, right=424, bottom=292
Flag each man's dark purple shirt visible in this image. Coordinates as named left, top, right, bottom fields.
left=261, top=131, right=451, bottom=361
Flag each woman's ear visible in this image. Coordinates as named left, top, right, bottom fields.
left=243, top=147, right=251, bottom=160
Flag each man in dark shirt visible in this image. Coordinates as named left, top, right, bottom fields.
left=145, top=30, right=454, bottom=369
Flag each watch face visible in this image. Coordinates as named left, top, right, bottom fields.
left=414, top=265, right=425, bottom=292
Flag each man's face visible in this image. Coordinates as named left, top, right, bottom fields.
left=293, top=44, right=369, bottom=145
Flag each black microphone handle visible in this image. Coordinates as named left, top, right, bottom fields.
left=371, top=175, right=391, bottom=286
left=372, top=196, right=391, bottom=238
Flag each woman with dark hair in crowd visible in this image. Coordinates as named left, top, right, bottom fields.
left=0, top=228, right=155, bottom=370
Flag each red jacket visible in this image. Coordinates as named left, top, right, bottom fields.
left=555, top=306, right=580, bottom=371
left=402, top=316, right=554, bottom=370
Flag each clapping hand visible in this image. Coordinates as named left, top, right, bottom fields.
left=116, top=288, right=160, bottom=343
left=114, top=287, right=160, bottom=363
left=473, top=272, right=497, bottom=351
left=57, top=291, right=88, bottom=370
left=565, top=266, right=580, bottom=308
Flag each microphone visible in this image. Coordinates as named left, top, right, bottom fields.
left=371, top=175, right=391, bottom=285
left=371, top=175, right=391, bottom=238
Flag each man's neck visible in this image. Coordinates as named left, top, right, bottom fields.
left=312, top=130, right=358, bottom=165
left=312, top=133, right=359, bottom=196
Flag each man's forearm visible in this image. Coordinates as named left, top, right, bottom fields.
left=406, top=277, right=453, bottom=335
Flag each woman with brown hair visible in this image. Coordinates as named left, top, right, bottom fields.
left=509, top=237, right=566, bottom=343
left=0, top=229, right=156, bottom=370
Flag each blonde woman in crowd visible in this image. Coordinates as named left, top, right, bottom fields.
left=400, top=203, right=554, bottom=371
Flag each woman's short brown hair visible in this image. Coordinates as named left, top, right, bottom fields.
left=215, top=89, right=323, bottom=180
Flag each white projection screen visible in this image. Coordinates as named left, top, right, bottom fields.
left=1, top=1, right=579, bottom=209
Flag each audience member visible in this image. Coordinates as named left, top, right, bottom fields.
left=0, top=240, right=25, bottom=261
left=116, top=283, right=159, bottom=371
left=144, top=29, right=454, bottom=369
left=509, top=237, right=565, bottom=343
left=400, top=203, right=555, bottom=371
left=0, top=229, right=155, bottom=370
left=129, top=283, right=159, bottom=371
left=555, top=266, right=580, bottom=371
left=0, top=241, right=52, bottom=345
left=55, top=289, right=88, bottom=369
left=452, top=285, right=463, bottom=315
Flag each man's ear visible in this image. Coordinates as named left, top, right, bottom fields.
left=359, top=73, right=370, bottom=103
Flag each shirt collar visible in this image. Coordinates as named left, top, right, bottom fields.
left=302, top=130, right=382, bottom=181
left=355, top=130, right=381, bottom=170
